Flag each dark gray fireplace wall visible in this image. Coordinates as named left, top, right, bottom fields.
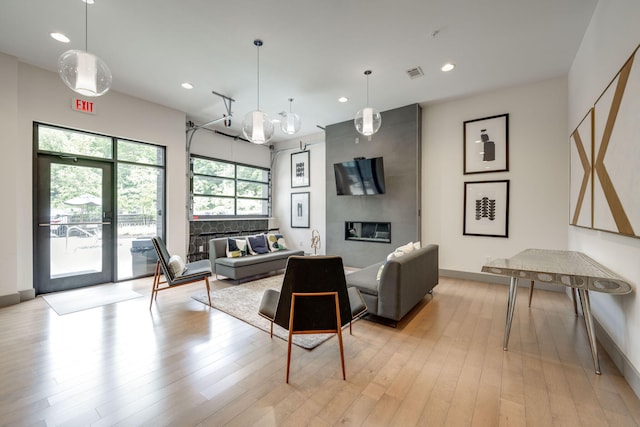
left=326, top=104, right=422, bottom=268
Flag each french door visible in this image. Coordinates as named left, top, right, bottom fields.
left=35, top=155, right=114, bottom=294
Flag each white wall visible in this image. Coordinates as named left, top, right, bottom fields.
left=271, top=134, right=326, bottom=255
left=0, top=54, right=189, bottom=298
left=0, top=53, right=19, bottom=301
left=421, top=77, right=569, bottom=273
left=189, top=129, right=271, bottom=169
left=568, top=0, right=640, bottom=385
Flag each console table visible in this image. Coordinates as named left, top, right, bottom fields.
left=482, top=249, right=632, bottom=374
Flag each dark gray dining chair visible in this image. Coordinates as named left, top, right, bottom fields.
left=258, top=255, right=367, bottom=383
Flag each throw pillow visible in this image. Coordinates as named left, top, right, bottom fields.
left=168, top=255, right=186, bottom=277
left=266, top=233, right=288, bottom=252
left=413, top=241, right=421, bottom=249
left=396, top=242, right=415, bottom=255
left=387, top=251, right=401, bottom=262
left=226, top=238, right=248, bottom=258
left=247, top=234, right=269, bottom=255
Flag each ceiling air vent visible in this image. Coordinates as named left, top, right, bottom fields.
left=406, top=66, right=424, bottom=79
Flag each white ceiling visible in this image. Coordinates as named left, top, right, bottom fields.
left=0, top=0, right=598, bottom=143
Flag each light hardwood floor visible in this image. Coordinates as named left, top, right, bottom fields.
left=1, top=276, right=639, bottom=426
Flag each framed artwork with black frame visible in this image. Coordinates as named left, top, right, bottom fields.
left=291, top=192, right=310, bottom=228
left=463, top=180, right=509, bottom=238
left=291, top=150, right=310, bottom=188
left=463, top=113, right=509, bottom=174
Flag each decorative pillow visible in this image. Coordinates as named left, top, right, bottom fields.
left=387, top=251, right=401, bottom=262
left=226, top=238, right=248, bottom=258
left=247, top=234, right=269, bottom=255
left=413, top=241, right=421, bottom=250
left=168, top=255, right=186, bottom=277
left=396, top=242, right=415, bottom=255
left=266, top=233, right=288, bottom=252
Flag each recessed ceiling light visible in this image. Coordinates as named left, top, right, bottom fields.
left=50, top=32, right=70, bottom=43
left=441, top=63, right=455, bottom=72
left=181, top=82, right=194, bottom=90
left=338, top=96, right=348, bottom=103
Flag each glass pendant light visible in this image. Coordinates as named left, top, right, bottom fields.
left=57, top=0, right=112, bottom=97
left=242, top=39, right=274, bottom=144
left=280, top=98, right=302, bottom=135
left=354, top=70, right=382, bottom=136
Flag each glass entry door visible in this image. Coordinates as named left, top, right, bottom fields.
left=36, top=155, right=114, bottom=293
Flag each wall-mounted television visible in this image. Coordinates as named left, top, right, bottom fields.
left=334, top=157, right=386, bottom=195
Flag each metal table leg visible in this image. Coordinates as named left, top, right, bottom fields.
left=578, top=289, right=601, bottom=374
left=503, top=277, right=518, bottom=351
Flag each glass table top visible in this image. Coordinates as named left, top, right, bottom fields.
left=482, top=248, right=633, bottom=294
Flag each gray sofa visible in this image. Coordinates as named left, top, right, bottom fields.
left=209, top=236, right=304, bottom=280
left=345, top=244, right=439, bottom=323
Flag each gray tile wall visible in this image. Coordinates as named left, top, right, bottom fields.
left=326, top=104, right=422, bottom=268
left=188, top=219, right=269, bottom=261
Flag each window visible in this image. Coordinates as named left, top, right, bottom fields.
left=38, top=124, right=113, bottom=159
left=116, top=139, right=165, bottom=279
left=191, top=156, right=270, bottom=217
left=117, top=139, right=164, bottom=166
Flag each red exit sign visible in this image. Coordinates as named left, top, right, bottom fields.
left=72, top=98, right=95, bottom=114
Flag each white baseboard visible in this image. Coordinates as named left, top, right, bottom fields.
left=439, top=269, right=562, bottom=292
left=594, top=319, right=640, bottom=399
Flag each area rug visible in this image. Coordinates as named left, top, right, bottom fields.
left=192, top=275, right=336, bottom=350
left=42, top=284, right=143, bottom=315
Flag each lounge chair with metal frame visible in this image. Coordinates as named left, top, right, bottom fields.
left=258, top=255, right=367, bottom=383
left=150, top=236, right=212, bottom=309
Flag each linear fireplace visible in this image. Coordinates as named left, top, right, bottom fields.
left=345, top=221, right=391, bottom=243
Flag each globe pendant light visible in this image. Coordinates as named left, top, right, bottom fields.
left=242, top=39, right=274, bottom=145
left=354, top=70, right=382, bottom=136
left=57, top=0, right=112, bottom=97
left=280, top=98, right=302, bottom=135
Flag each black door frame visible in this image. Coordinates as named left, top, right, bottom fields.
left=34, top=154, right=115, bottom=294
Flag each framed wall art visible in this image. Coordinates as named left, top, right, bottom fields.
left=463, top=113, right=509, bottom=174
left=291, top=192, right=310, bottom=228
left=291, top=150, right=310, bottom=188
left=463, top=180, right=509, bottom=238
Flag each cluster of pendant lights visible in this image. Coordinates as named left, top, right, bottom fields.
left=56, top=4, right=380, bottom=142
left=241, top=39, right=381, bottom=144
left=241, top=39, right=302, bottom=145
left=57, top=0, right=112, bottom=97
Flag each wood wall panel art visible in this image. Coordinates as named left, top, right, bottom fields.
left=569, top=109, right=593, bottom=228
left=592, top=46, right=640, bottom=237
